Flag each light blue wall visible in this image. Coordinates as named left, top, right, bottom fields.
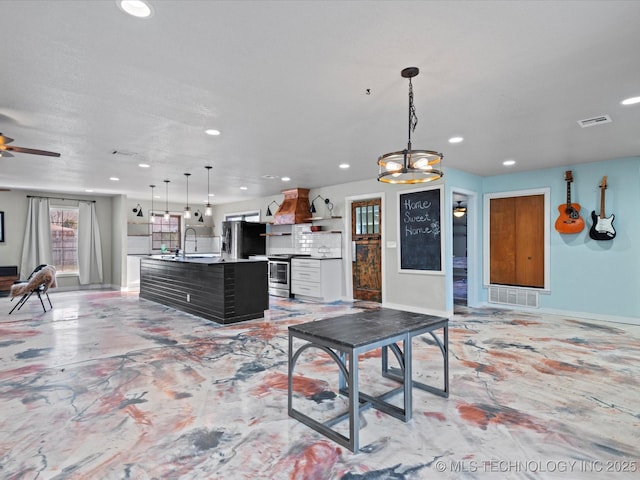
left=480, top=157, right=640, bottom=319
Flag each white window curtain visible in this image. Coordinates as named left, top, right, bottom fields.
left=20, top=197, right=53, bottom=279
left=78, top=202, right=103, bottom=285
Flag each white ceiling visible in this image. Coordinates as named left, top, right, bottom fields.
left=1, top=0, right=639, bottom=206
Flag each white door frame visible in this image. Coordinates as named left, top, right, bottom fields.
left=343, top=192, right=386, bottom=302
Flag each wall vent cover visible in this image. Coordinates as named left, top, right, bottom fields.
left=577, top=115, right=612, bottom=128
left=489, top=286, right=539, bottom=308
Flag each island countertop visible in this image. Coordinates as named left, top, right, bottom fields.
left=139, top=256, right=268, bottom=324
left=147, top=254, right=266, bottom=264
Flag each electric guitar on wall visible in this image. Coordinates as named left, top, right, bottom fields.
left=554, top=170, right=584, bottom=234
left=589, top=176, right=616, bottom=240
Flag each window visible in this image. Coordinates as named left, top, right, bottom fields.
left=151, top=214, right=181, bottom=251
left=50, top=207, right=79, bottom=273
left=353, top=201, right=380, bottom=235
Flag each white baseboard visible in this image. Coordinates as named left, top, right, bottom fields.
left=381, top=301, right=450, bottom=319
left=477, top=301, right=639, bottom=326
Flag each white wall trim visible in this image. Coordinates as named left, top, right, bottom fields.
left=477, top=301, right=639, bottom=326
left=344, top=191, right=386, bottom=302
left=383, top=301, right=450, bottom=319
left=450, top=186, right=479, bottom=308
left=483, top=187, right=551, bottom=291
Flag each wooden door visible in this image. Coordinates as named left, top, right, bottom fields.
left=490, top=195, right=544, bottom=288
left=352, top=199, right=382, bottom=302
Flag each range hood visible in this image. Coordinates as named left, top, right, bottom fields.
left=273, top=188, right=311, bottom=225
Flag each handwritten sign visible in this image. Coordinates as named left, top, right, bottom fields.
left=399, top=187, right=442, bottom=272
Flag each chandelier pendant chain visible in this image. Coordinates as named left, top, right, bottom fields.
left=408, top=78, right=418, bottom=140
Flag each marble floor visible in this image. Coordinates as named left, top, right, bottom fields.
left=1, top=290, right=639, bottom=479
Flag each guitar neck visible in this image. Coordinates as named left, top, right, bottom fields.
left=599, top=176, right=608, bottom=217
left=566, top=181, right=572, bottom=206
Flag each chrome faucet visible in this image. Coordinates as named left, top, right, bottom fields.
left=183, top=227, right=198, bottom=258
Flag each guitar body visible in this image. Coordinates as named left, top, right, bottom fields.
left=589, top=210, right=616, bottom=240
left=555, top=203, right=585, bottom=234
left=555, top=170, right=585, bottom=234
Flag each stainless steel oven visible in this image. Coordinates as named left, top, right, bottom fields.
left=268, top=256, right=292, bottom=297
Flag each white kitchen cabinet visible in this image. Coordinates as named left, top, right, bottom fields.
left=291, top=258, right=342, bottom=302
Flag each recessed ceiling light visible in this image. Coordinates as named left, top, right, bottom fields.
left=502, top=160, right=516, bottom=166
left=448, top=136, right=464, bottom=143
left=240, top=186, right=248, bottom=190
left=339, top=163, right=350, bottom=169
left=110, top=177, right=120, bottom=181
left=621, top=96, right=640, bottom=106
left=208, top=193, right=215, bottom=197
left=119, top=0, right=152, bottom=18
left=138, top=163, right=150, bottom=168
left=85, top=189, right=94, bottom=193
left=281, top=177, right=291, bottom=182
left=205, top=129, right=221, bottom=136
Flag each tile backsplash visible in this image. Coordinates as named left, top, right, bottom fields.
left=268, top=224, right=343, bottom=258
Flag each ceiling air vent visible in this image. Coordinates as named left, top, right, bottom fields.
left=111, top=149, right=138, bottom=156
left=577, top=115, right=612, bottom=128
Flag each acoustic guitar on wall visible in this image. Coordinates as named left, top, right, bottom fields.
left=554, top=170, right=584, bottom=234
left=589, top=176, right=616, bottom=241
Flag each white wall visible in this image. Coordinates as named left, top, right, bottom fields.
left=0, top=189, right=115, bottom=288
left=212, top=178, right=450, bottom=316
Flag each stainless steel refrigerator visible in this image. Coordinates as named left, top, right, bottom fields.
left=221, top=221, right=266, bottom=259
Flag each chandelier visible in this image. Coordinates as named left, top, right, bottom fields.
left=377, top=67, right=443, bottom=184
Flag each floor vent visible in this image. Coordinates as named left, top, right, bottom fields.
left=489, top=286, right=539, bottom=308
left=577, top=114, right=612, bottom=128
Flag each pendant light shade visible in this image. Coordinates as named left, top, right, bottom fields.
left=184, top=173, right=191, bottom=219
left=453, top=200, right=467, bottom=218
left=377, top=67, right=444, bottom=184
left=149, top=184, right=156, bottom=223
left=164, top=179, right=170, bottom=220
left=205, top=165, right=213, bottom=216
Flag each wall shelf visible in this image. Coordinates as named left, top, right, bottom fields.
left=309, top=216, right=342, bottom=221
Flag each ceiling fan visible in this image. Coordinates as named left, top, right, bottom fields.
left=0, top=133, right=60, bottom=158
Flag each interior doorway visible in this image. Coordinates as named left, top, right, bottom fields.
left=452, top=193, right=468, bottom=306
left=351, top=198, right=382, bottom=302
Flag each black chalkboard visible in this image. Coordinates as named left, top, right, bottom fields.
left=399, top=187, right=442, bottom=271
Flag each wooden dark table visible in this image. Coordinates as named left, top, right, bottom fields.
left=288, top=308, right=448, bottom=452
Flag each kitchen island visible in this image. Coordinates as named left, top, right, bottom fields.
left=139, top=255, right=268, bottom=324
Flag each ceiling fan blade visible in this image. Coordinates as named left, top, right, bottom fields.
left=0, top=133, right=15, bottom=145
left=0, top=149, right=14, bottom=157
left=4, top=145, right=60, bottom=157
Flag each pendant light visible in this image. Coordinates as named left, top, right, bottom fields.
left=377, top=67, right=444, bottom=184
left=164, top=179, right=170, bottom=220
left=205, top=165, right=213, bottom=216
left=184, top=173, right=191, bottom=219
left=149, top=184, right=156, bottom=223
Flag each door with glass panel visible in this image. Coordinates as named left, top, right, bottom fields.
left=351, top=198, right=382, bottom=302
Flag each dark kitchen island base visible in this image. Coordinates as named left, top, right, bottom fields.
left=140, top=256, right=268, bottom=324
